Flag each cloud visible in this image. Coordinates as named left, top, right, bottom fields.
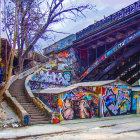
left=50, top=0, right=138, bottom=43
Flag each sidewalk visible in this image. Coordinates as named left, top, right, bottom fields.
left=0, top=114, right=140, bottom=139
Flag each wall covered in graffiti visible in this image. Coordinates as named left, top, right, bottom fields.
left=56, top=48, right=80, bottom=75
left=28, top=68, right=72, bottom=91
left=132, top=91, right=140, bottom=114
left=43, top=34, right=76, bottom=55
left=58, top=88, right=99, bottom=120
left=102, top=87, right=131, bottom=117
left=36, top=93, right=59, bottom=112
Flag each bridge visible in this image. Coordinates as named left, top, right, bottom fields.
left=71, top=0, right=140, bottom=85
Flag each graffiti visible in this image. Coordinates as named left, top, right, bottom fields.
left=57, top=48, right=79, bottom=74
left=58, top=88, right=99, bottom=120
left=132, top=92, right=138, bottom=111
left=58, top=51, right=69, bottom=58
left=29, top=80, right=58, bottom=91
left=81, top=30, right=140, bottom=79
left=44, top=34, right=76, bottom=55
left=38, top=94, right=59, bottom=112
left=102, top=88, right=131, bottom=117
left=132, top=92, right=140, bottom=113
left=76, top=1, right=140, bottom=39
left=63, top=98, right=74, bottom=120
left=28, top=69, right=72, bottom=91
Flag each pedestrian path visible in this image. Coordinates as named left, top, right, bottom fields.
left=0, top=114, right=140, bottom=139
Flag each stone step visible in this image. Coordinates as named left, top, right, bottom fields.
left=30, top=120, right=49, bottom=125
left=29, top=113, right=44, bottom=116
left=26, top=110, right=42, bottom=113
left=31, top=115, right=47, bottom=119
left=30, top=118, right=49, bottom=122
left=8, top=77, right=50, bottom=125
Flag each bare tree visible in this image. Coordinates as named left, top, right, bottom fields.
left=3, top=0, right=93, bottom=70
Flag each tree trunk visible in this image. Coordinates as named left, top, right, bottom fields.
left=18, top=55, right=24, bottom=73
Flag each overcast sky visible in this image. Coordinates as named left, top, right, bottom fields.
left=45, top=0, right=138, bottom=48
left=1, top=0, right=138, bottom=51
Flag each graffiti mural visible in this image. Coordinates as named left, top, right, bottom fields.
left=58, top=88, right=99, bottom=120
left=57, top=48, right=80, bottom=75
left=28, top=68, right=72, bottom=91
left=132, top=91, right=140, bottom=114
left=43, top=34, right=76, bottom=55
left=102, top=87, right=131, bottom=117
left=38, top=94, right=59, bottom=112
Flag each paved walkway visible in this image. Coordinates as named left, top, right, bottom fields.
left=0, top=114, right=140, bottom=139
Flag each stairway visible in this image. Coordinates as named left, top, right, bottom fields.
left=9, top=77, right=49, bottom=125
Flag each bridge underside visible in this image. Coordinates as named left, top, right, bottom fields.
left=88, top=41, right=140, bottom=85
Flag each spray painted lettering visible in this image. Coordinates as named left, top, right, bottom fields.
left=29, top=69, right=72, bottom=91
left=102, top=88, right=131, bottom=117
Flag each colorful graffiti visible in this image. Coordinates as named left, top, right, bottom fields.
left=76, top=0, right=140, bottom=39
left=102, top=87, right=131, bottom=117
left=132, top=91, right=140, bottom=114
left=58, top=88, right=99, bottom=120
left=57, top=48, right=80, bottom=74
left=38, top=94, right=59, bottom=112
left=29, top=81, right=58, bottom=91
left=81, top=30, right=140, bottom=80
left=28, top=69, right=72, bottom=91
left=44, top=34, right=76, bottom=55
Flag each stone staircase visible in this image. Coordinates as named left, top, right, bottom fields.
left=9, top=77, right=49, bottom=125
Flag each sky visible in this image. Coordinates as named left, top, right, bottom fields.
left=47, top=0, right=138, bottom=48
left=1, top=0, right=138, bottom=51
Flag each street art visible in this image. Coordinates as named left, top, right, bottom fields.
left=44, top=34, right=76, bottom=55
left=81, top=29, right=140, bottom=80
left=38, top=94, right=59, bottom=112
left=58, top=88, right=99, bottom=120
left=132, top=92, right=138, bottom=113
left=102, top=87, right=131, bottom=117
left=76, top=0, right=140, bottom=39
left=132, top=92, right=140, bottom=114
left=28, top=68, right=72, bottom=91
left=57, top=48, right=80, bottom=75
